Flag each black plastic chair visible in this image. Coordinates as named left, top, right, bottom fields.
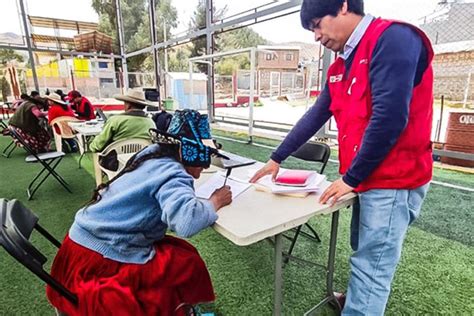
left=285, top=141, right=331, bottom=260
left=0, top=198, right=78, bottom=306
left=1, top=120, right=17, bottom=158
left=8, top=127, right=72, bottom=200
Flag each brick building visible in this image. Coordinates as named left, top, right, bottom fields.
left=419, top=1, right=474, bottom=102
left=432, top=41, right=474, bottom=101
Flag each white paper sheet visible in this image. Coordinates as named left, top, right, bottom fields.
left=196, top=172, right=251, bottom=199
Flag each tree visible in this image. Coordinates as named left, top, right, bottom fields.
left=167, top=46, right=192, bottom=72
left=1, top=77, right=11, bottom=102
left=214, top=27, right=268, bottom=75
left=188, top=1, right=227, bottom=73
left=91, top=0, right=178, bottom=72
left=219, top=27, right=268, bottom=50
left=0, top=49, right=24, bottom=65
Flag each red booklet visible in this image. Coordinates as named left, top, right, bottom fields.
left=275, top=170, right=316, bottom=187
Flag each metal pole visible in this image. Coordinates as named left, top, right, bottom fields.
left=248, top=47, right=256, bottom=143
left=18, top=0, right=39, bottom=91
left=274, top=233, right=283, bottom=316
left=436, top=95, right=445, bottom=142
left=462, top=66, right=473, bottom=109
left=149, top=0, right=160, bottom=93
left=189, top=61, right=193, bottom=109
left=306, top=63, right=314, bottom=111
left=206, top=0, right=215, bottom=121
left=95, top=56, right=101, bottom=99
left=115, top=0, right=128, bottom=90
left=316, top=47, right=333, bottom=137
left=163, top=20, right=168, bottom=99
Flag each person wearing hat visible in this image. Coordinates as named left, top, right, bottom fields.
left=46, top=93, right=78, bottom=152
left=46, top=109, right=232, bottom=315
left=89, top=90, right=155, bottom=152
left=46, top=93, right=76, bottom=127
left=250, top=0, right=434, bottom=314
left=67, top=90, right=96, bottom=121
left=7, top=94, right=50, bottom=153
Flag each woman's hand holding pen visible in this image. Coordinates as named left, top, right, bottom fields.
left=210, top=186, right=232, bottom=211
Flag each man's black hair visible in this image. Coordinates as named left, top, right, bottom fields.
left=30, top=90, right=40, bottom=97
left=300, top=0, right=364, bottom=30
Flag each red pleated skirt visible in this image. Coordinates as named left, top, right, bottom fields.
left=46, top=235, right=215, bottom=315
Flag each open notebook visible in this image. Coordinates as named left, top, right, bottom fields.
left=195, top=172, right=251, bottom=200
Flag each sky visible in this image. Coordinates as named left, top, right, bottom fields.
left=0, top=0, right=469, bottom=44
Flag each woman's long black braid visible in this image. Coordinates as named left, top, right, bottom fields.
left=85, top=143, right=181, bottom=207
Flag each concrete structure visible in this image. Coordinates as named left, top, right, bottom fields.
left=432, top=40, right=474, bottom=101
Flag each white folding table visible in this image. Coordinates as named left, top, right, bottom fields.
left=195, top=162, right=357, bottom=315
left=68, top=121, right=103, bottom=170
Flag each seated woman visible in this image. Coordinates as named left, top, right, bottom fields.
left=8, top=95, right=50, bottom=153
left=11, top=93, right=29, bottom=111
left=46, top=109, right=232, bottom=315
left=46, top=92, right=78, bottom=152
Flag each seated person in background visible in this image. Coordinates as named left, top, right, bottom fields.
left=152, top=109, right=173, bottom=132
left=55, top=89, right=67, bottom=102
left=8, top=95, right=50, bottom=153
left=67, top=90, right=96, bottom=121
left=46, top=109, right=232, bottom=315
left=30, top=90, right=40, bottom=99
left=12, top=93, right=29, bottom=111
left=89, top=90, right=155, bottom=152
left=46, top=92, right=78, bottom=152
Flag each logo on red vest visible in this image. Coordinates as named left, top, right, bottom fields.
left=329, top=74, right=343, bottom=83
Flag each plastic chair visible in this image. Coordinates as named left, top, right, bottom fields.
left=50, top=116, right=81, bottom=153
left=285, top=141, right=331, bottom=261
left=0, top=198, right=78, bottom=307
left=95, top=138, right=151, bottom=184
left=8, top=127, right=72, bottom=200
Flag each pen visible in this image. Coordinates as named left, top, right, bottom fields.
left=223, top=168, right=232, bottom=187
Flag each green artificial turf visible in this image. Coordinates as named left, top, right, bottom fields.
left=0, top=132, right=473, bottom=315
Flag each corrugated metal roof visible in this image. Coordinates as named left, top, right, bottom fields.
left=31, top=34, right=75, bottom=45
left=28, top=16, right=97, bottom=31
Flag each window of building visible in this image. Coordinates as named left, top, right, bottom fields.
left=98, top=62, right=109, bottom=69
left=285, top=53, right=293, bottom=61
left=265, top=53, right=273, bottom=61
left=99, top=78, right=114, bottom=85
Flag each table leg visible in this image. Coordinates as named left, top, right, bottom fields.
left=274, top=233, right=283, bottom=316
left=304, top=210, right=341, bottom=316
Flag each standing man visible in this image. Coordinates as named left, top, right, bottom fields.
left=250, top=0, right=433, bottom=314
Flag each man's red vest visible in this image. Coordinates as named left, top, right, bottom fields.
left=77, top=97, right=96, bottom=120
left=327, top=18, right=434, bottom=192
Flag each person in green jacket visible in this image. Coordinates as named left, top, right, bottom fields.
left=90, top=90, right=156, bottom=152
